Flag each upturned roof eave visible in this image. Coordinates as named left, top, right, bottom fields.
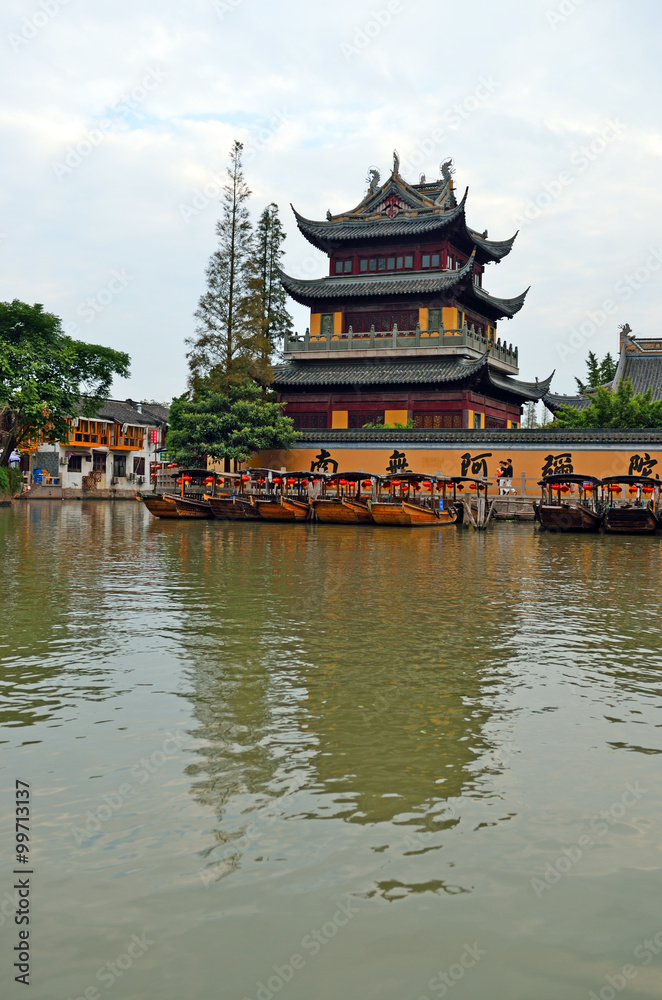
left=291, top=188, right=515, bottom=262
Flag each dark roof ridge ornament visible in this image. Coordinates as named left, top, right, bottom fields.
left=440, top=158, right=455, bottom=184
left=393, top=149, right=400, bottom=175
left=367, top=166, right=381, bottom=195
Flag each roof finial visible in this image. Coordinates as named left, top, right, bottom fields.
left=326, top=209, right=332, bottom=221
left=440, top=158, right=455, bottom=184
left=366, top=167, right=381, bottom=195
left=393, top=149, right=400, bottom=175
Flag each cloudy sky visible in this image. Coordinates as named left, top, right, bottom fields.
left=2, top=0, right=661, bottom=401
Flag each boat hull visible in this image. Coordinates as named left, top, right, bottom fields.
left=313, top=499, right=373, bottom=524
left=369, top=501, right=457, bottom=526
left=172, top=496, right=213, bottom=519
left=141, top=494, right=180, bottom=519
left=208, top=497, right=262, bottom=520
left=255, top=498, right=310, bottom=521
left=537, top=502, right=601, bottom=532
left=603, top=505, right=660, bottom=534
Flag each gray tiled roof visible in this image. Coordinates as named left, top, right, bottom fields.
left=619, top=354, right=662, bottom=399
left=488, top=369, right=553, bottom=401
left=273, top=357, right=483, bottom=388
left=543, top=392, right=592, bottom=412
left=279, top=257, right=528, bottom=320
left=294, top=428, right=662, bottom=445
left=77, top=398, right=167, bottom=425
left=273, top=355, right=553, bottom=401
left=292, top=186, right=517, bottom=262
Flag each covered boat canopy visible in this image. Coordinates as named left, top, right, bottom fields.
left=538, top=474, right=601, bottom=487
left=326, top=471, right=383, bottom=483
left=384, top=471, right=436, bottom=482
left=600, top=475, right=660, bottom=487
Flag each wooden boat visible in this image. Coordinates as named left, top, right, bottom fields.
left=370, top=473, right=459, bottom=526
left=207, top=496, right=262, bottom=520
left=313, top=472, right=378, bottom=524
left=254, top=497, right=310, bottom=521
left=173, top=495, right=213, bottom=519
left=601, top=476, right=661, bottom=534
left=140, top=493, right=180, bottom=519
left=535, top=475, right=602, bottom=532
left=313, top=497, right=373, bottom=523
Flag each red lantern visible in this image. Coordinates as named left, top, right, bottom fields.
left=391, top=479, right=401, bottom=487
left=456, top=484, right=464, bottom=491
left=561, top=485, right=570, bottom=493
left=362, top=480, right=372, bottom=489
left=273, top=477, right=281, bottom=484
left=204, top=477, right=214, bottom=484
left=422, top=480, right=432, bottom=489
left=609, top=484, right=621, bottom=493
left=167, top=463, right=178, bottom=468
left=469, top=482, right=478, bottom=491
left=582, top=482, right=593, bottom=491
left=628, top=487, right=638, bottom=494
left=551, top=484, right=562, bottom=491
left=241, top=475, right=250, bottom=482
left=176, top=478, right=183, bottom=484
left=643, top=486, right=654, bottom=494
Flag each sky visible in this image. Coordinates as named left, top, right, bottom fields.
left=2, top=0, right=662, bottom=402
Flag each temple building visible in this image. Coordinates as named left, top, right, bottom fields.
left=545, top=325, right=662, bottom=413
left=275, top=155, right=552, bottom=430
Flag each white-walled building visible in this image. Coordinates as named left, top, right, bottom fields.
left=25, top=399, right=169, bottom=497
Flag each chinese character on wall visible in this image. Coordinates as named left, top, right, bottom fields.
left=460, top=452, right=492, bottom=477
left=386, top=450, right=409, bottom=473
left=542, top=453, right=573, bottom=477
left=628, top=453, right=658, bottom=477
left=311, top=449, right=338, bottom=474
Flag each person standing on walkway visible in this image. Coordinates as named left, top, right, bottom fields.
left=503, top=459, right=516, bottom=495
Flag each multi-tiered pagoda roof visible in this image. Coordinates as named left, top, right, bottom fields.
left=275, top=156, right=551, bottom=431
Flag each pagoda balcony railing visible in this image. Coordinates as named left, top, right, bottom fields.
left=284, top=323, right=518, bottom=368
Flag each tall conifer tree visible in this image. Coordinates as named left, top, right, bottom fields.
left=187, top=141, right=255, bottom=392
left=245, top=203, right=293, bottom=387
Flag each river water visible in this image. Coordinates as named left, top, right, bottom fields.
left=1, top=502, right=661, bottom=1000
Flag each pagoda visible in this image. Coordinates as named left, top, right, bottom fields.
left=275, top=154, right=552, bottom=430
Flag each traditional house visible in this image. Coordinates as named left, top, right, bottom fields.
left=23, top=398, right=169, bottom=497
left=275, top=155, right=552, bottom=430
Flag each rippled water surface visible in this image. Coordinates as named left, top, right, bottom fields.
left=1, top=501, right=661, bottom=999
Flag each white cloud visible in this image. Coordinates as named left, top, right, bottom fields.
left=1, top=0, right=662, bottom=397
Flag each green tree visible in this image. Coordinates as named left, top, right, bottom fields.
left=166, top=381, right=298, bottom=465
left=187, top=141, right=257, bottom=393
left=0, top=300, right=130, bottom=466
left=244, top=203, right=293, bottom=387
left=575, top=350, right=618, bottom=393
left=554, top=378, right=662, bottom=428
